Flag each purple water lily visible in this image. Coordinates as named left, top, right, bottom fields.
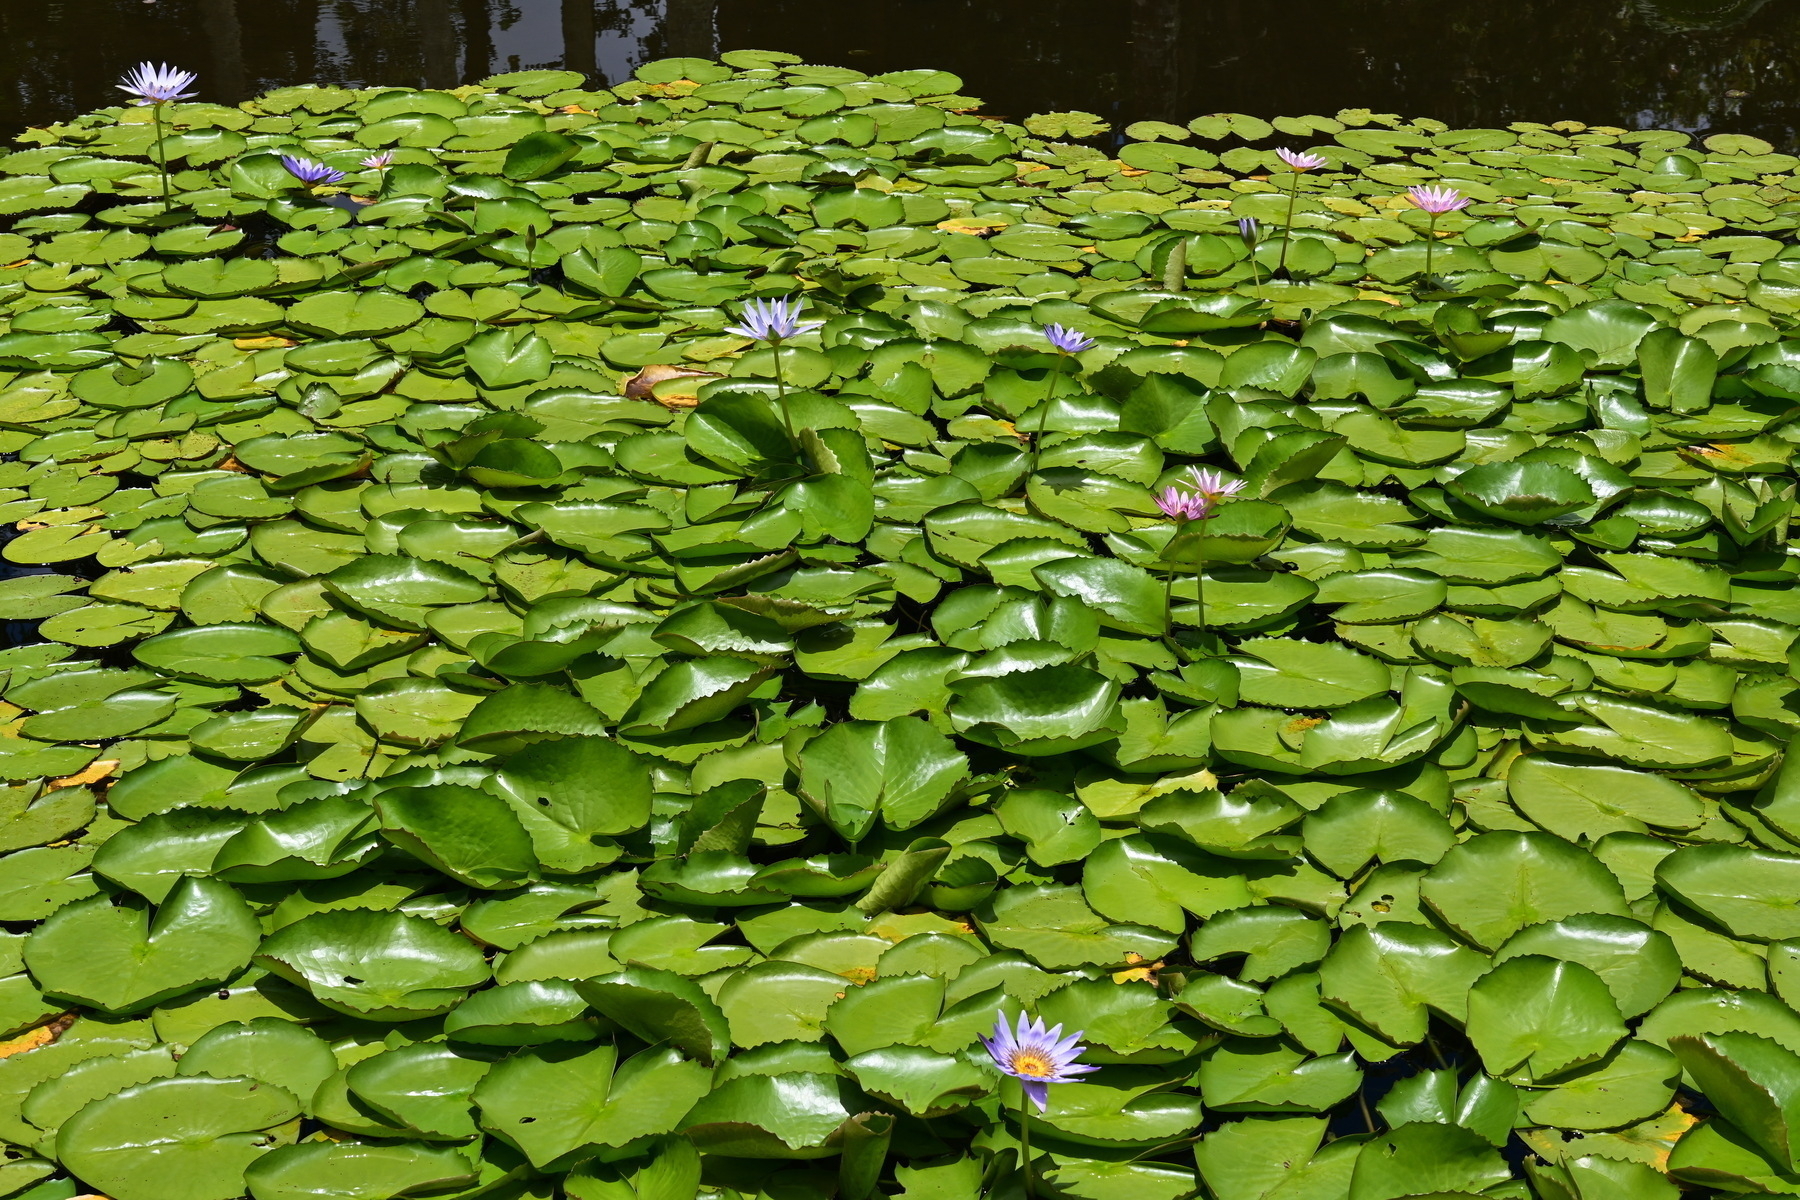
left=725, top=296, right=822, bottom=442
left=725, top=296, right=823, bottom=343
left=1238, top=217, right=1263, bottom=282
left=118, top=62, right=197, bottom=212
left=282, top=156, right=347, bottom=188
left=117, top=62, right=197, bottom=106
left=981, top=1010, right=1097, bottom=1113
left=360, top=151, right=396, bottom=170
left=1027, top=324, right=1097, bottom=472
left=1043, top=323, right=1096, bottom=355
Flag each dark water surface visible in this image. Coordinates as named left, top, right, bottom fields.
left=6, top=0, right=1800, bottom=145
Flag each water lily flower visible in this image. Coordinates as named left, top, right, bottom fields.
left=360, top=151, right=395, bottom=170
left=1276, top=147, right=1327, bottom=172
left=118, top=63, right=197, bottom=211
left=1027, top=325, right=1097, bottom=472
left=1408, top=184, right=1472, bottom=214
left=1043, top=323, right=1096, bottom=355
left=725, top=296, right=823, bottom=343
left=1274, top=151, right=1326, bottom=276
left=1237, top=217, right=1263, bottom=282
left=981, top=1010, right=1096, bottom=1113
left=116, top=62, right=197, bottom=106
left=1159, top=472, right=1242, bottom=632
left=1156, top=486, right=1215, bottom=522
left=282, top=156, right=347, bottom=188
left=1408, top=185, right=1473, bottom=284
left=1188, top=468, right=1246, bottom=504
left=725, top=296, right=822, bottom=442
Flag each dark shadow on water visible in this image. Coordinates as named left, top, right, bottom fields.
left=4, top=0, right=1800, bottom=144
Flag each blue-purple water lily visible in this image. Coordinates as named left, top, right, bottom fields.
left=980, top=1010, right=1096, bottom=1113
left=116, top=62, right=197, bottom=106
left=725, top=296, right=823, bottom=343
left=282, top=156, right=347, bottom=188
left=1043, top=323, right=1095, bottom=355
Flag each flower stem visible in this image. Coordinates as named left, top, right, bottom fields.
left=1276, top=172, right=1301, bottom=277
left=1164, top=567, right=1176, bottom=632
left=1028, top=358, right=1067, bottom=479
left=1423, top=212, right=1438, bottom=285
left=151, top=102, right=171, bottom=212
left=1195, top=558, right=1207, bottom=634
left=770, top=339, right=798, bottom=445
left=1020, top=1102, right=1035, bottom=1200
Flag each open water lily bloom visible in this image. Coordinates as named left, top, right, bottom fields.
left=1043, top=323, right=1096, bottom=355
left=1276, top=147, right=1327, bottom=172
left=1156, top=486, right=1214, bottom=522
left=725, top=296, right=823, bottom=343
left=981, top=1011, right=1098, bottom=1112
left=1188, top=468, right=1246, bottom=503
left=117, top=62, right=197, bottom=105
left=282, top=156, right=346, bottom=187
left=1409, top=184, right=1472, bottom=214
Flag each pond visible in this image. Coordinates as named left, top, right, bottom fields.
left=4, top=0, right=1800, bottom=144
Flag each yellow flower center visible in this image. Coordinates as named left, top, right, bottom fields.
left=1010, top=1051, right=1054, bottom=1078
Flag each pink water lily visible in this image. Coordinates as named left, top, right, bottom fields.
left=1408, top=184, right=1472, bottom=214
left=1409, top=185, right=1473, bottom=284
left=1157, top=486, right=1216, bottom=522
left=1188, top=468, right=1246, bottom=504
left=1276, top=147, right=1327, bottom=172
left=1275, top=150, right=1326, bottom=277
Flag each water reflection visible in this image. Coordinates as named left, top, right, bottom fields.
left=1638, top=0, right=1772, bottom=33
left=3, top=0, right=1799, bottom=146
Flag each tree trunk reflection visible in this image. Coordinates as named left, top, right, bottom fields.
left=663, top=0, right=717, bottom=60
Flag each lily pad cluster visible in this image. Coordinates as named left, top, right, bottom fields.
left=4, top=45, right=1800, bottom=1200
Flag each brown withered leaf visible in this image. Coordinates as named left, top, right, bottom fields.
left=233, top=336, right=297, bottom=351
left=623, top=364, right=722, bottom=409
left=1112, top=952, right=1167, bottom=984
left=47, top=758, right=120, bottom=792
left=0, top=1013, right=75, bottom=1059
